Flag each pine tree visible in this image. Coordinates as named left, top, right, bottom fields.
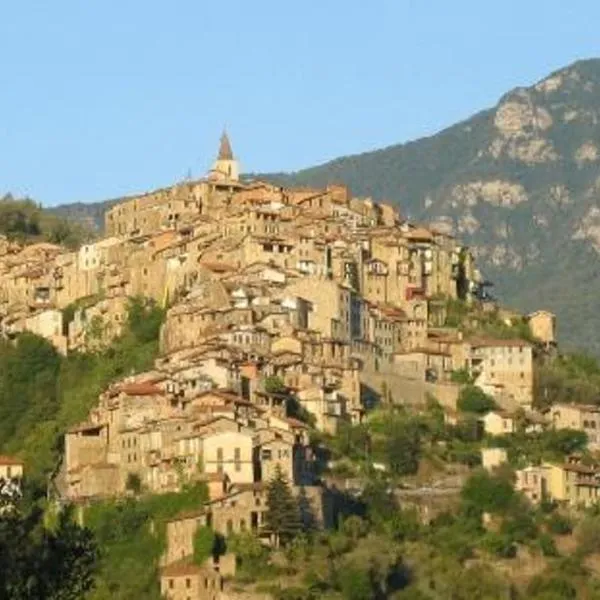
left=264, top=465, right=302, bottom=548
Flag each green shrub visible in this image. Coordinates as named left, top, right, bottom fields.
left=461, top=470, right=516, bottom=515
left=547, top=513, right=573, bottom=535
left=193, top=527, right=215, bottom=565
left=457, top=386, right=496, bottom=414
left=481, top=532, right=517, bottom=558
left=538, top=533, right=559, bottom=557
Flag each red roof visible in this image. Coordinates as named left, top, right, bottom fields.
left=0, top=455, right=23, bottom=466
left=120, top=382, right=164, bottom=396
left=285, top=417, right=309, bottom=429
left=160, top=560, right=203, bottom=577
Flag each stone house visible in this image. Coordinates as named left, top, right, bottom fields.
left=481, top=410, right=516, bottom=436
left=549, top=403, right=600, bottom=450
left=160, top=560, right=223, bottom=600
left=527, top=310, right=557, bottom=348
left=481, top=447, right=508, bottom=471
left=202, top=430, right=255, bottom=485
left=465, top=338, right=534, bottom=407
left=515, top=465, right=547, bottom=504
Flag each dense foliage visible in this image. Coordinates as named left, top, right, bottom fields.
left=0, top=297, right=164, bottom=484
left=83, top=485, right=207, bottom=600
left=0, top=497, right=97, bottom=599
left=0, top=194, right=92, bottom=248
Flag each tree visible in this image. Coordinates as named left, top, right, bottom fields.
left=544, top=429, right=588, bottom=456
left=126, top=297, right=165, bottom=344
left=386, top=422, right=421, bottom=476
left=193, top=526, right=216, bottom=564
left=457, top=385, right=496, bottom=414
left=264, top=375, right=286, bottom=394
left=264, top=465, right=302, bottom=548
left=460, top=470, right=516, bottom=515
left=0, top=501, right=98, bottom=599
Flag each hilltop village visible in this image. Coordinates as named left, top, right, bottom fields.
left=3, top=134, right=600, bottom=598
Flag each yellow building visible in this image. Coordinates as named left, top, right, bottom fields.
left=542, top=457, right=600, bottom=508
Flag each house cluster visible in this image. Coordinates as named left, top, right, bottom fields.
left=479, top=400, right=600, bottom=509
left=0, top=136, right=559, bottom=492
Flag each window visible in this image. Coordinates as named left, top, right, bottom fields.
left=169, top=579, right=174, bottom=589
left=186, top=578, right=191, bottom=588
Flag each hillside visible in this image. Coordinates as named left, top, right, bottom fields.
left=50, top=58, right=600, bottom=354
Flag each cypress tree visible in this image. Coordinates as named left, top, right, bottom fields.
left=264, top=465, right=301, bottom=548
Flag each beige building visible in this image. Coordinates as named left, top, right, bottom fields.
left=527, top=310, right=556, bottom=348
left=481, top=447, right=507, bottom=471
left=466, top=338, right=533, bottom=407
left=549, top=403, right=600, bottom=450
left=202, top=430, right=254, bottom=485
left=482, top=410, right=516, bottom=436
left=160, top=561, right=223, bottom=600
left=515, top=465, right=547, bottom=504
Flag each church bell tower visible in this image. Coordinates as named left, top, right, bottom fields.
left=210, top=130, right=240, bottom=182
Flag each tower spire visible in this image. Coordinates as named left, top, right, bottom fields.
left=218, top=130, right=234, bottom=161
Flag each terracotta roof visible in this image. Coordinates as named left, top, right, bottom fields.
left=160, top=560, right=204, bottom=578
left=67, top=422, right=104, bottom=434
left=199, top=261, right=236, bottom=273
left=469, top=337, right=532, bottom=349
left=120, top=382, right=164, bottom=396
left=284, top=417, right=309, bottom=429
left=0, top=455, right=23, bottom=466
left=403, top=226, right=433, bottom=241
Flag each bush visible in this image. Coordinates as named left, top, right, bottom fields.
left=547, top=513, right=573, bottom=535
left=457, top=386, right=496, bottom=414
left=538, top=533, right=559, bottom=557
left=341, top=516, right=370, bottom=541
left=193, top=527, right=216, bottom=565
left=481, top=532, right=517, bottom=558
left=527, top=575, right=576, bottom=599
left=461, top=470, right=516, bottom=515
left=576, top=515, right=600, bottom=555
left=338, top=561, right=376, bottom=600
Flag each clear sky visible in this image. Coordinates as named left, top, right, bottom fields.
left=2, top=0, right=600, bottom=206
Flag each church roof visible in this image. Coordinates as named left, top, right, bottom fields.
left=218, top=131, right=234, bottom=160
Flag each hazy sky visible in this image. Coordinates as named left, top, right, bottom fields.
left=2, top=0, right=600, bottom=205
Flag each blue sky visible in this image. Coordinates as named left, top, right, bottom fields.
left=2, top=0, right=600, bottom=206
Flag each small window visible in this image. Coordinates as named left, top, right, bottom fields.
left=169, top=579, right=174, bottom=589
left=186, top=578, right=191, bottom=588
